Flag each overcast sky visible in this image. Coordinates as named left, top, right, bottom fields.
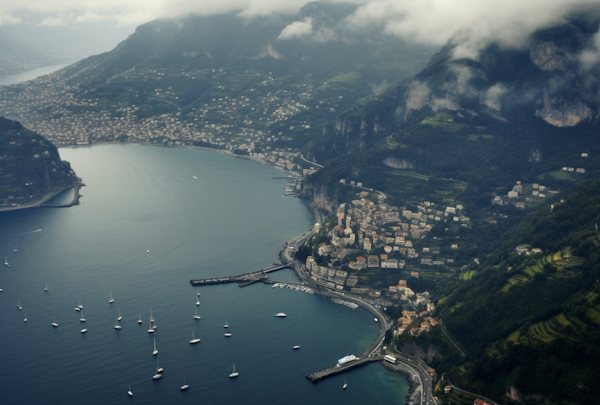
left=1, top=0, right=599, bottom=58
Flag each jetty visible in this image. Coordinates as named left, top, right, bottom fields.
left=190, top=264, right=291, bottom=287
left=306, top=355, right=385, bottom=382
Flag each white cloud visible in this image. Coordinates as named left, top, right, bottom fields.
left=0, top=13, right=21, bottom=25
left=0, top=0, right=597, bottom=56
left=278, top=18, right=314, bottom=39
left=346, top=0, right=599, bottom=60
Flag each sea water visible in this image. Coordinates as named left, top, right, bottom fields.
left=0, top=145, right=408, bottom=404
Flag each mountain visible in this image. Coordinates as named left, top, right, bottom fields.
left=0, top=116, right=78, bottom=209
left=426, top=179, right=600, bottom=405
left=0, top=2, right=435, bottom=148
left=301, top=12, right=600, bottom=213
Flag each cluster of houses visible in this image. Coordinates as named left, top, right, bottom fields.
left=492, top=181, right=559, bottom=208
left=395, top=303, right=439, bottom=336
left=302, top=193, right=469, bottom=299
left=315, top=194, right=466, bottom=268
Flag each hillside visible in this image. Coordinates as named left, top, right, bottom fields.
left=424, top=180, right=600, bottom=405
left=0, top=116, right=78, bottom=209
left=0, top=2, right=435, bottom=149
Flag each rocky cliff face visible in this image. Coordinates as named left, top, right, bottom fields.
left=505, top=384, right=551, bottom=404
left=535, top=93, right=593, bottom=127
left=396, top=17, right=600, bottom=128
left=399, top=341, right=443, bottom=364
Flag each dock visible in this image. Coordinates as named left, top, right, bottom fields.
left=306, top=356, right=385, bottom=382
left=190, top=263, right=292, bottom=287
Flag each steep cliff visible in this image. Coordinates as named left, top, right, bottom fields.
left=0, top=117, right=78, bottom=208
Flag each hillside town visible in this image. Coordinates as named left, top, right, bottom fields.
left=0, top=66, right=339, bottom=178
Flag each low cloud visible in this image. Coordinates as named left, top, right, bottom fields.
left=278, top=17, right=338, bottom=42
left=346, top=0, right=599, bottom=60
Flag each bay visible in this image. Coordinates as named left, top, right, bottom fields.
left=0, top=144, right=408, bottom=404
left=0, top=64, right=69, bottom=86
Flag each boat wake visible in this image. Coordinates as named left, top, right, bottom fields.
left=16, top=229, right=42, bottom=235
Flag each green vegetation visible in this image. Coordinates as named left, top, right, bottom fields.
left=412, top=180, right=600, bottom=405
left=0, top=117, right=77, bottom=205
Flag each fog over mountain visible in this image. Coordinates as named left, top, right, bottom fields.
left=1, top=0, right=599, bottom=78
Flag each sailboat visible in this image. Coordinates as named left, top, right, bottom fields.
left=24, top=314, right=27, bottom=322
left=117, top=309, right=122, bottom=321
left=189, top=330, right=200, bottom=344
left=150, top=308, right=155, bottom=323
left=17, top=299, right=22, bottom=310
left=4, top=256, right=8, bottom=266
left=78, top=302, right=83, bottom=309
left=343, top=377, right=348, bottom=389
left=181, top=377, right=189, bottom=390
left=152, top=337, right=158, bottom=355
left=52, top=316, right=58, bottom=327
left=193, top=307, right=201, bottom=320
left=229, top=363, right=239, bottom=378
left=44, top=283, right=48, bottom=292
left=138, top=314, right=143, bottom=324
left=196, top=288, right=201, bottom=297
left=196, top=296, right=200, bottom=306
left=81, top=328, right=87, bottom=333
left=114, top=318, right=122, bottom=330
left=128, top=385, right=133, bottom=397
left=79, top=309, right=86, bottom=322
left=224, top=320, right=229, bottom=328
left=109, top=293, right=114, bottom=304
left=224, top=323, right=232, bottom=337
left=152, top=360, right=162, bottom=380
left=147, top=318, right=154, bottom=333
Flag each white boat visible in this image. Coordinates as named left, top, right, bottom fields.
left=196, top=298, right=200, bottom=306
left=150, top=308, right=155, bottom=323
left=152, top=337, right=158, bottom=355
left=152, top=361, right=162, bottom=380
left=147, top=249, right=150, bottom=253
left=109, top=293, right=114, bottom=304
left=75, top=307, right=81, bottom=311
left=224, top=331, right=232, bottom=337
left=81, top=328, right=87, bottom=333
left=117, top=309, right=122, bottom=321
left=189, top=330, right=200, bottom=344
left=275, top=312, right=287, bottom=317
left=44, top=283, right=48, bottom=292
left=193, top=176, right=197, bottom=179
left=181, top=377, right=189, bottom=390
left=13, top=248, right=17, bottom=252
left=128, top=385, right=133, bottom=397
left=196, top=288, right=201, bottom=297
left=224, top=320, right=229, bottom=328
left=293, top=345, right=301, bottom=350
left=115, top=319, right=122, bottom=330
left=78, top=302, right=83, bottom=309
left=229, top=363, right=239, bottom=378
left=193, top=307, right=201, bottom=320
left=52, top=316, right=58, bottom=327
left=79, top=310, right=86, bottom=322
left=147, top=319, right=154, bottom=333
left=24, top=315, right=27, bottom=322
left=17, top=299, right=22, bottom=310
left=374, top=318, right=378, bottom=322
left=4, top=256, right=8, bottom=266
left=343, top=377, right=348, bottom=389
left=138, top=314, right=143, bottom=324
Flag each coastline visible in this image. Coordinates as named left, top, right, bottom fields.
left=0, top=182, right=80, bottom=213
left=59, top=142, right=418, bottom=402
